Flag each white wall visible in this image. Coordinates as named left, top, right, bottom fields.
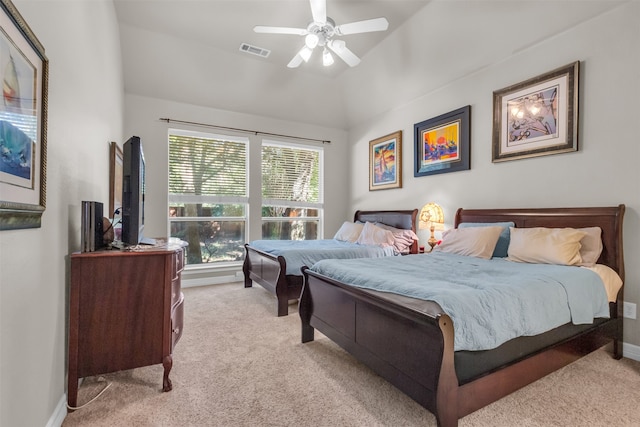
left=0, top=1, right=124, bottom=426
left=346, top=3, right=640, bottom=348
left=123, top=94, right=350, bottom=280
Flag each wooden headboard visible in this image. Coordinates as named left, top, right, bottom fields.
left=354, top=209, right=419, bottom=254
left=454, top=205, right=625, bottom=278
left=454, top=205, right=626, bottom=311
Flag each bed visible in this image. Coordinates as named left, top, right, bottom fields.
left=243, top=209, right=418, bottom=316
left=299, top=206, right=625, bottom=427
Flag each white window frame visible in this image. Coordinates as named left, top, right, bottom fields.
left=261, top=139, right=324, bottom=239
left=168, top=128, right=249, bottom=269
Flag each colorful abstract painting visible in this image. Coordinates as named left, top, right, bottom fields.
left=369, top=131, right=402, bottom=191
left=421, top=121, right=460, bottom=166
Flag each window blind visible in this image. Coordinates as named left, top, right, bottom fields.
left=261, top=142, right=321, bottom=206
left=169, top=133, right=247, bottom=199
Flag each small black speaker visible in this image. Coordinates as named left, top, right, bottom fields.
left=81, top=201, right=104, bottom=252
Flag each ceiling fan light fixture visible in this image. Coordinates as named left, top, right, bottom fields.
left=254, top=0, right=388, bottom=68
left=322, top=48, right=334, bottom=66
left=305, top=33, right=319, bottom=49
left=299, top=46, right=313, bottom=62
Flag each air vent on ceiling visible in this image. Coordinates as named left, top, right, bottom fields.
left=239, top=43, right=271, bottom=58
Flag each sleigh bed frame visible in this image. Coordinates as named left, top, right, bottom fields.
left=243, top=209, right=418, bottom=316
left=300, top=206, right=625, bottom=426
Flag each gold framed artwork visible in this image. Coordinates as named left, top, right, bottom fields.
left=0, top=0, right=49, bottom=230
left=492, top=61, right=579, bottom=162
left=369, top=130, right=402, bottom=191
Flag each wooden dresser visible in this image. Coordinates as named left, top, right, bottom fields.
left=67, top=240, right=186, bottom=408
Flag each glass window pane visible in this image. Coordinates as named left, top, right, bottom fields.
left=262, top=220, right=318, bottom=240
left=169, top=130, right=249, bottom=267
left=261, top=141, right=322, bottom=241
left=261, top=206, right=318, bottom=218
left=170, top=220, right=245, bottom=264
left=170, top=203, right=245, bottom=218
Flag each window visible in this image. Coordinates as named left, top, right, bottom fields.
left=168, top=130, right=248, bottom=265
left=261, top=140, right=323, bottom=240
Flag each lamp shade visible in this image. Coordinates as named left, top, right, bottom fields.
left=419, top=202, right=444, bottom=230
left=322, top=48, right=334, bottom=66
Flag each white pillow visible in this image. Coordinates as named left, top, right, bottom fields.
left=433, top=226, right=503, bottom=259
left=507, top=227, right=587, bottom=265
left=578, top=227, right=603, bottom=267
left=333, top=221, right=364, bottom=243
left=356, top=222, right=395, bottom=248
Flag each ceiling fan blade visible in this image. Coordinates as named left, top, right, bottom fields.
left=309, top=0, right=327, bottom=24
left=287, top=53, right=304, bottom=68
left=254, top=26, right=307, bottom=36
left=327, top=40, right=361, bottom=67
left=335, top=17, right=389, bottom=35
left=287, top=45, right=314, bottom=68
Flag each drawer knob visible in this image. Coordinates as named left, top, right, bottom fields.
left=173, top=327, right=180, bottom=334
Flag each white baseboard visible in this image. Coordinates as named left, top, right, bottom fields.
left=46, top=394, right=67, bottom=427
left=182, top=275, right=242, bottom=288
left=623, top=341, right=640, bottom=361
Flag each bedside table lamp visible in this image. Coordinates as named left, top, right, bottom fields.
left=419, top=202, right=444, bottom=252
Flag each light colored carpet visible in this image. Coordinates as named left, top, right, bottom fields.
left=63, top=282, right=640, bottom=426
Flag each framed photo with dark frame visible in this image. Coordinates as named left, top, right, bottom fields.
left=414, top=105, right=470, bottom=177
left=0, top=0, right=48, bottom=230
left=492, top=61, right=579, bottom=162
left=109, top=141, right=123, bottom=218
left=369, top=130, right=402, bottom=191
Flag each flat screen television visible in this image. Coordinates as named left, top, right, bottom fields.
left=121, top=136, right=148, bottom=245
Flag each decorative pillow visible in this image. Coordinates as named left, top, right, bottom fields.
left=458, top=222, right=515, bottom=258
left=355, top=222, right=395, bottom=248
left=433, top=226, right=504, bottom=259
left=578, top=227, right=603, bottom=267
left=507, top=227, right=587, bottom=265
left=374, top=223, right=419, bottom=254
left=333, top=221, right=364, bottom=243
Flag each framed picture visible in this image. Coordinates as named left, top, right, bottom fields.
left=414, top=105, right=470, bottom=177
left=492, top=61, right=579, bottom=162
left=0, top=0, right=48, bottom=230
left=109, top=141, right=123, bottom=217
left=369, top=130, right=402, bottom=191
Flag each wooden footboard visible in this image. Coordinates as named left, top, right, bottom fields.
left=300, top=267, right=459, bottom=426
left=301, top=268, right=622, bottom=427
left=243, top=244, right=302, bottom=316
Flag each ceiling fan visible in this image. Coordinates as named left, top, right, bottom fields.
left=254, top=0, right=389, bottom=68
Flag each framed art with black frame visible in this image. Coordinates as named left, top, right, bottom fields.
left=414, top=105, right=470, bottom=177
left=492, top=61, right=579, bottom=163
left=0, top=0, right=48, bottom=230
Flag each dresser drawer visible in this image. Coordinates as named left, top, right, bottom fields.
left=171, top=248, right=185, bottom=280
left=171, top=293, right=184, bottom=350
left=171, top=277, right=181, bottom=306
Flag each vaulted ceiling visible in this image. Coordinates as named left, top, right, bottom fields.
left=113, top=0, right=624, bottom=129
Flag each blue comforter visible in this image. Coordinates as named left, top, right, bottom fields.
left=309, top=252, right=610, bottom=351
left=249, top=239, right=397, bottom=275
